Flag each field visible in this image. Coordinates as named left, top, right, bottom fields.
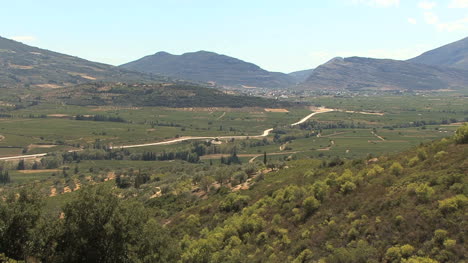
left=0, top=95, right=464, bottom=160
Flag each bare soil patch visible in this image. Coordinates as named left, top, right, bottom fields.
left=47, top=114, right=70, bottom=118
left=18, top=169, right=61, bottom=174
left=90, top=106, right=141, bottom=111
left=264, top=108, right=289, bottom=113
left=9, top=64, right=34, bottom=69
left=35, top=84, right=63, bottom=89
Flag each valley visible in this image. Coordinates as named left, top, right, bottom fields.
left=0, top=17, right=466, bottom=262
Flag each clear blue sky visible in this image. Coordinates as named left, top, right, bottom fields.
left=2, top=0, right=467, bottom=72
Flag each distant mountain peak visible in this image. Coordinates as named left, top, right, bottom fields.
left=409, top=36, right=468, bottom=70
left=120, top=51, right=294, bottom=88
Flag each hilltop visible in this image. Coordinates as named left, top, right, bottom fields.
left=409, top=36, right=468, bottom=70
left=120, top=51, right=295, bottom=88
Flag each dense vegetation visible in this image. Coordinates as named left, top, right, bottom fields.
left=47, top=82, right=292, bottom=108
left=0, top=125, right=466, bottom=262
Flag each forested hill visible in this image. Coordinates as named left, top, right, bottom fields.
left=165, top=126, right=467, bottom=262
left=44, top=82, right=292, bottom=108
left=0, top=125, right=466, bottom=262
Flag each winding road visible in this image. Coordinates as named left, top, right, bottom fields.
left=0, top=108, right=336, bottom=160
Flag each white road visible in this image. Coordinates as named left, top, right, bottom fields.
left=0, top=153, right=47, bottom=161
left=0, top=109, right=335, bottom=159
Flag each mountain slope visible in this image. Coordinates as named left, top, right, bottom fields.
left=120, top=51, right=294, bottom=88
left=289, top=68, right=314, bottom=83
left=0, top=36, right=164, bottom=89
left=408, top=36, right=468, bottom=70
left=301, top=57, right=468, bottom=91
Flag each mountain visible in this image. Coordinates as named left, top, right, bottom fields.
left=289, top=68, right=314, bottom=83
left=408, top=36, right=468, bottom=70
left=0, top=36, right=164, bottom=89
left=120, top=51, right=294, bottom=88
left=301, top=56, right=468, bottom=91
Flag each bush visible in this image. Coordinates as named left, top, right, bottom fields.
left=390, top=162, right=404, bottom=176
left=407, top=183, right=435, bottom=202
left=438, top=195, right=468, bottom=213
left=454, top=123, right=468, bottom=144
left=408, top=157, right=419, bottom=167
left=340, top=181, right=357, bottom=194
left=292, top=249, right=314, bottom=263
left=303, top=196, right=321, bottom=217
left=219, top=193, right=250, bottom=212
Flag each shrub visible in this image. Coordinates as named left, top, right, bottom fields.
left=407, top=183, right=435, bottom=202
left=390, top=162, right=404, bottom=176
left=408, top=157, right=419, bottom=167
left=438, top=195, right=468, bottom=213
left=292, top=249, right=314, bottom=263
left=454, top=123, right=468, bottom=144
left=417, top=149, right=428, bottom=161
left=443, top=239, right=456, bottom=249
left=219, top=193, right=250, bottom=212
left=400, top=244, right=415, bottom=258
left=402, top=256, right=438, bottom=263
left=340, top=181, right=357, bottom=194
left=303, top=196, right=321, bottom=217
left=433, top=229, right=448, bottom=244
left=434, top=151, right=448, bottom=160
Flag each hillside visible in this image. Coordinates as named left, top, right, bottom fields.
left=45, top=82, right=292, bottom=108
left=120, top=51, right=295, bottom=88
left=300, top=57, right=468, bottom=91
left=0, top=125, right=466, bottom=262
left=289, top=68, right=314, bottom=83
left=0, top=36, right=164, bottom=89
left=409, top=36, right=468, bottom=70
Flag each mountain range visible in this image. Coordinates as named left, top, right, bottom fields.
left=300, top=56, right=468, bottom=91
left=1, top=35, right=468, bottom=92
left=0, top=36, right=164, bottom=89
left=120, top=51, right=295, bottom=88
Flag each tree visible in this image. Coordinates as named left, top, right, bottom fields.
left=263, top=151, right=267, bottom=165
left=454, top=123, right=468, bottom=144
left=303, top=196, right=321, bottom=217
left=55, top=185, right=175, bottom=262
left=17, top=160, right=25, bottom=170
left=0, top=188, right=43, bottom=260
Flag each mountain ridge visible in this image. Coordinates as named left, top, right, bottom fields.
left=120, top=51, right=295, bottom=88
left=408, top=36, right=468, bottom=70
left=300, top=56, right=468, bottom=91
left=0, top=36, right=165, bottom=89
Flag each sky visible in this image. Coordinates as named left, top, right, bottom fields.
left=1, top=0, right=468, bottom=73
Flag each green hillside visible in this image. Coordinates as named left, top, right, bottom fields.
left=43, top=82, right=291, bottom=108
left=0, top=125, right=466, bottom=262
